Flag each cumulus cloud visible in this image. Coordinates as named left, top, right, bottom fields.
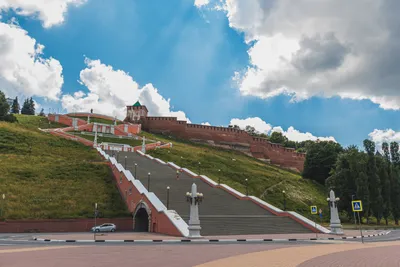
left=0, top=0, right=87, bottom=28
left=229, top=117, right=336, bottom=142
left=271, top=126, right=336, bottom=143
left=194, top=0, right=210, bottom=8
left=205, top=0, right=400, bottom=110
left=61, top=58, right=190, bottom=121
left=230, top=117, right=272, bottom=134
left=0, top=22, right=64, bottom=100
left=369, top=129, right=400, bottom=150
left=201, top=122, right=211, bottom=126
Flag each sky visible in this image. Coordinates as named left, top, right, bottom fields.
left=1, top=0, right=400, bottom=148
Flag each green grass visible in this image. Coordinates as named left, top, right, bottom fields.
left=0, top=115, right=129, bottom=220
left=16, top=115, right=68, bottom=130
left=74, top=133, right=144, bottom=147
left=69, top=115, right=123, bottom=125
left=142, top=132, right=329, bottom=220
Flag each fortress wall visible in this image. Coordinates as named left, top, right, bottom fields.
left=141, top=116, right=305, bottom=172
left=141, top=117, right=186, bottom=136
left=184, top=124, right=252, bottom=144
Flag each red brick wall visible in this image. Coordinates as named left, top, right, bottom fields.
left=0, top=218, right=132, bottom=233
left=142, top=117, right=306, bottom=172
left=110, top=163, right=183, bottom=236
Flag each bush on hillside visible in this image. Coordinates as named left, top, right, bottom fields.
left=1, top=114, right=18, bottom=123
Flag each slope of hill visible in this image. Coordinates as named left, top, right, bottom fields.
left=0, top=115, right=129, bottom=220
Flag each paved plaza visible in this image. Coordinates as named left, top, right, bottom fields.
left=0, top=241, right=399, bottom=267
left=0, top=231, right=399, bottom=267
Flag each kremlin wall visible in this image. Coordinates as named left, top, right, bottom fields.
left=125, top=102, right=306, bottom=172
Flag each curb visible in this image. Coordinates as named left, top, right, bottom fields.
left=32, top=231, right=390, bottom=243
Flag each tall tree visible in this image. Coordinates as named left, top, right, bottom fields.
left=363, top=139, right=383, bottom=224
left=356, top=171, right=370, bottom=222
left=28, top=97, right=35, bottom=115
left=39, top=108, right=45, bottom=117
left=11, top=97, right=20, bottom=114
left=0, top=91, right=10, bottom=118
left=376, top=154, right=391, bottom=225
left=20, top=99, right=30, bottom=115
left=303, top=141, right=343, bottom=185
left=390, top=142, right=400, bottom=225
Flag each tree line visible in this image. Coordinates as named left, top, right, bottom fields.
left=303, top=139, right=400, bottom=225
left=0, top=91, right=46, bottom=123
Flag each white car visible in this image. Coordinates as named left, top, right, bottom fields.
left=91, top=223, right=116, bottom=232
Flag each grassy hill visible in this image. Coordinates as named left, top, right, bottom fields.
left=0, top=115, right=129, bottom=220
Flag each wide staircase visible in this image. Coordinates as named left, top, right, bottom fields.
left=106, top=150, right=312, bottom=235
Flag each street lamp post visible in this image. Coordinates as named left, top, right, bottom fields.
left=94, top=203, right=98, bottom=241
left=245, top=178, right=248, bottom=196
left=124, top=156, right=127, bottom=169
left=218, top=169, right=221, bottom=184
left=198, top=162, right=201, bottom=175
left=282, top=190, right=286, bottom=211
left=116, top=151, right=119, bottom=162
left=186, top=183, right=204, bottom=238
left=147, top=172, right=151, bottom=191
left=167, top=186, right=170, bottom=209
left=351, top=194, right=356, bottom=225
left=134, top=163, right=137, bottom=178
left=1, top=194, right=5, bottom=219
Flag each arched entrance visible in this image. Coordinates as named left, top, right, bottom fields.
left=134, top=208, right=149, bottom=232
left=133, top=201, right=151, bottom=232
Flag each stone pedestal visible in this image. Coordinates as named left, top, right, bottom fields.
left=188, top=183, right=202, bottom=238
left=328, top=190, right=343, bottom=234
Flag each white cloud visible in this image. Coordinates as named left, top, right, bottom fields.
left=205, top=0, right=400, bottom=110
left=194, top=0, right=210, bottom=8
left=271, top=126, right=336, bottom=143
left=201, top=122, right=211, bottom=126
left=369, top=129, right=400, bottom=150
left=0, top=0, right=87, bottom=28
left=229, top=117, right=336, bottom=142
left=0, top=22, right=64, bottom=100
left=61, top=58, right=190, bottom=121
left=230, top=117, right=272, bottom=134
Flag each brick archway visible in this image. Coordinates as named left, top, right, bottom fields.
left=133, top=201, right=152, bottom=232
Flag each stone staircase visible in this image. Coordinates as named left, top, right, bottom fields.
left=106, top=150, right=312, bottom=235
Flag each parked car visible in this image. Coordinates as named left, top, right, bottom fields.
left=91, top=223, right=116, bottom=232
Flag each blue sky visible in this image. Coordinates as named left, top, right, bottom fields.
left=1, top=0, right=400, bottom=147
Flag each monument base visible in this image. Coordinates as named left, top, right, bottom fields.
left=330, top=223, right=344, bottom=235
left=188, top=224, right=202, bottom=239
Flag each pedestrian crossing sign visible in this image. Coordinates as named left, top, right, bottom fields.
left=310, top=206, right=318, bottom=215
left=352, top=200, right=363, bottom=212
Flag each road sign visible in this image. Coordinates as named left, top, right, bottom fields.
left=352, top=200, right=363, bottom=212
left=310, top=206, right=317, bottom=215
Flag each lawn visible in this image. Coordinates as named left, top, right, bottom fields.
left=142, top=132, right=329, bottom=221
left=0, top=115, right=129, bottom=220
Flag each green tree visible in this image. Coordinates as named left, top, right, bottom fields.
left=363, top=139, right=383, bottom=224
left=20, top=99, right=30, bottom=115
left=29, top=97, right=35, bottom=115
left=0, top=91, right=10, bottom=118
left=245, top=125, right=257, bottom=136
left=303, top=141, right=343, bottom=185
left=356, top=171, right=370, bottom=222
left=269, top=131, right=288, bottom=144
left=390, top=142, right=400, bottom=225
left=11, top=97, right=20, bottom=114
left=39, top=108, right=45, bottom=117
left=376, top=155, right=391, bottom=225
